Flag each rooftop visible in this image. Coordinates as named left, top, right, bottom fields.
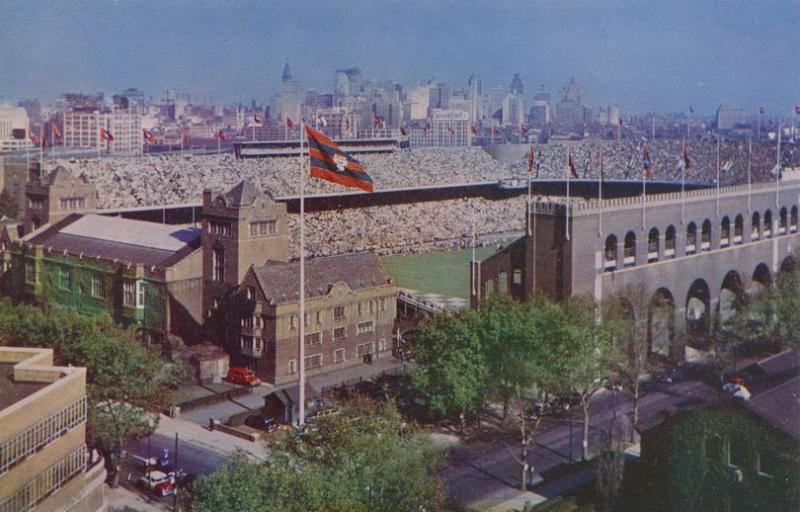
left=252, top=252, right=391, bottom=304
left=25, top=214, right=201, bottom=271
left=0, top=362, right=47, bottom=411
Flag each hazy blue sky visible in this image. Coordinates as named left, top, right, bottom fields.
left=1, top=0, right=798, bottom=115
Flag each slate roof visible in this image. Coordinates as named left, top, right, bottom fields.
left=747, top=375, right=800, bottom=439
left=223, top=180, right=261, bottom=207
left=25, top=214, right=201, bottom=272
left=252, top=252, right=391, bottom=304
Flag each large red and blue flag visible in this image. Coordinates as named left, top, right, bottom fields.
left=305, top=125, right=374, bottom=192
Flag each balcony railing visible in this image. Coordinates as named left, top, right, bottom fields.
left=0, top=445, right=86, bottom=512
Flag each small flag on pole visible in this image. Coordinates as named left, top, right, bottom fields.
left=643, top=143, right=653, bottom=179
left=306, top=125, right=374, bottom=192
left=399, top=126, right=407, bottom=136
left=51, top=124, right=61, bottom=141
left=29, top=132, right=40, bottom=145
left=142, top=129, right=156, bottom=144
left=527, top=144, right=534, bottom=175
left=100, top=128, right=114, bottom=143
left=218, top=129, right=226, bottom=141
left=683, top=141, right=691, bottom=170
left=568, top=148, right=578, bottom=179
left=286, top=117, right=294, bottom=130
left=447, top=126, right=455, bottom=136
left=372, top=113, right=384, bottom=129
left=471, top=124, right=478, bottom=135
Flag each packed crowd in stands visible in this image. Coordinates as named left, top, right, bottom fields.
left=52, top=139, right=799, bottom=257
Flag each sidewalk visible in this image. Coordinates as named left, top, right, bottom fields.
left=107, top=486, right=170, bottom=512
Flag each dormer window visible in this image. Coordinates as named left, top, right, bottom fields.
left=215, top=197, right=226, bottom=208
left=245, top=286, right=255, bottom=301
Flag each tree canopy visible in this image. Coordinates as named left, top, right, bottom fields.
left=190, top=400, right=445, bottom=512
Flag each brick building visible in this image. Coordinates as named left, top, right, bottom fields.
left=0, top=347, right=106, bottom=512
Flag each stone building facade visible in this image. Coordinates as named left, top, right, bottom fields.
left=474, top=180, right=800, bottom=358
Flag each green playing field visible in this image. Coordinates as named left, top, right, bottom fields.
left=381, top=246, right=498, bottom=299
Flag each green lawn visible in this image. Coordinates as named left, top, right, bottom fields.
left=382, top=246, right=497, bottom=299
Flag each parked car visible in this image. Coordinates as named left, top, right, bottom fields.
left=138, top=470, right=175, bottom=497
left=224, top=367, right=261, bottom=386
left=245, top=414, right=279, bottom=433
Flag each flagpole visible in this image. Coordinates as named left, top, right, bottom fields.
left=747, top=136, right=752, bottom=213
left=776, top=125, right=781, bottom=209
left=641, top=144, right=646, bottom=230
left=527, top=144, right=532, bottom=237
left=681, top=140, right=686, bottom=224
left=598, top=151, right=603, bottom=236
left=471, top=215, right=476, bottom=297
left=39, top=126, right=43, bottom=168
left=565, top=148, right=571, bottom=241
left=298, top=119, right=306, bottom=427
left=716, top=136, right=721, bottom=216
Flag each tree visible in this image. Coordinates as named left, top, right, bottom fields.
left=0, top=189, right=18, bottom=219
left=411, top=308, right=487, bottom=430
left=190, top=400, right=446, bottom=512
left=562, top=295, right=616, bottom=461
left=0, top=299, right=182, bottom=486
left=752, top=263, right=800, bottom=349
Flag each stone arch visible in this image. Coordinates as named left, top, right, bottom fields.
left=701, top=219, right=712, bottom=250
left=647, top=227, right=659, bottom=262
left=719, top=270, right=744, bottom=324
left=665, top=225, right=676, bottom=256
left=764, top=209, right=773, bottom=238
left=604, top=234, right=618, bottom=270
left=734, top=214, right=744, bottom=243
left=778, top=256, right=797, bottom=289
left=720, top=216, right=731, bottom=246
left=751, top=211, right=761, bottom=240
left=648, top=287, right=675, bottom=357
left=623, top=231, right=636, bottom=267
left=686, top=222, right=697, bottom=253
left=779, top=207, right=788, bottom=234
left=686, top=278, right=711, bottom=340
left=751, top=263, right=772, bottom=293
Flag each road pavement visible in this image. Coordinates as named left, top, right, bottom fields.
left=444, top=377, right=717, bottom=509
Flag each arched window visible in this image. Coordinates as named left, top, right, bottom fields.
left=648, top=228, right=659, bottom=262
left=734, top=215, right=744, bottom=243
left=764, top=210, right=772, bottom=238
left=665, top=225, right=676, bottom=257
left=779, top=207, right=787, bottom=235
left=604, top=234, right=618, bottom=271
left=791, top=206, right=798, bottom=233
left=751, top=212, right=761, bottom=240
left=686, top=222, right=697, bottom=254
left=720, top=217, right=730, bottom=247
left=701, top=219, right=712, bottom=251
left=624, top=231, right=636, bottom=267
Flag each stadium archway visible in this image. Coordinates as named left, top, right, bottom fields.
left=648, top=288, right=675, bottom=357
left=751, top=263, right=772, bottom=293
left=719, top=271, right=744, bottom=324
left=686, top=279, right=711, bottom=340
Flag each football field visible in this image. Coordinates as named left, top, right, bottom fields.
left=381, top=246, right=497, bottom=299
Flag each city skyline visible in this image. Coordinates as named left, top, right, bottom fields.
left=1, top=0, right=799, bottom=115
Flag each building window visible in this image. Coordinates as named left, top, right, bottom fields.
left=334, top=348, right=345, bottom=363
left=27, top=197, right=44, bottom=210
left=357, top=342, right=374, bottom=357
left=334, top=306, right=345, bottom=321
left=56, top=266, right=71, bottom=290
left=90, top=274, right=102, bottom=297
left=59, top=197, right=86, bottom=210
left=304, top=332, right=322, bottom=346
left=304, top=354, right=322, bottom=369
left=245, top=286, right=255, bottom=301
left=209, top=221, right=232, bottom=237
left=290, top=315, right=297, bottom=330
left=288, top=359, right=297, bottom=374
left=380, top=297, right=386, bottom=311
left=241, top=315, right=254, bottom=328
left=333, top=326, right=346, bottom=341
left=123, top=280, right=136, bottom=307
left=357, top=321, right=374, bottom=334
left=249, top=220, right=277, bottom=236
left=357, top=302, right=363, bottom=315
left=136, top=280, right=145, bottom=308
left=512, top=269, right=522, bottom=284
left=378, top=338, right=387, bottom=352
left=212, top=247, right=225, bottom=282
left=316, top=310, right=322, bottom=324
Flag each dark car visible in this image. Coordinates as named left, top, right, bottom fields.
left=245, top=415, right=279, bottom=433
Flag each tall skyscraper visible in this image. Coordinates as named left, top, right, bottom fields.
left=716, top=104, right=745, bottom=131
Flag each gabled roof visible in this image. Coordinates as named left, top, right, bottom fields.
left=223, top=180, right=261, bottom=207
left=24, top=214, right=201, bottom=273
left=251, top=252, right=391, bottom=304
left=42, top=165, right=75, bottom=186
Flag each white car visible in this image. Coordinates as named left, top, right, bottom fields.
left=138, top=470, right=175, bottom=497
